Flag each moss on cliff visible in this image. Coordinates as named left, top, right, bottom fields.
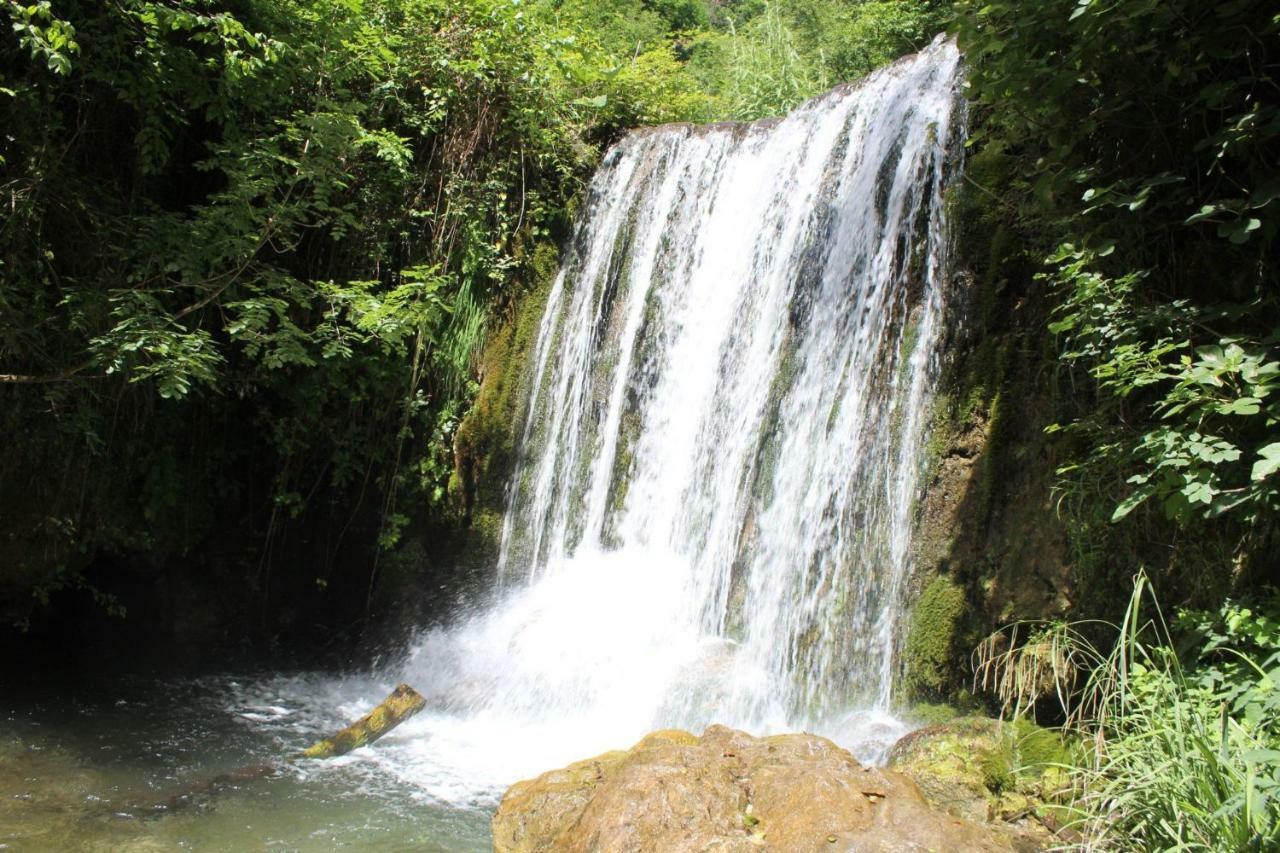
left=902, top=145, right=1072, bottom=708
left=902, top=574, right=966, bottom=700
left=452, top=241, right=560, bottom=566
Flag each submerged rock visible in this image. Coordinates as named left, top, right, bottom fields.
left=492, top=725, right=1030, bottom=852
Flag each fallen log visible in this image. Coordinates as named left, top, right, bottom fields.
left=136, top=682, right=426, bottom=815
left=299, top=682, right=427, bottom=758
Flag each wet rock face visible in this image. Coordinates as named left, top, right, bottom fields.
left=492, top=725, right=1025, bottom=852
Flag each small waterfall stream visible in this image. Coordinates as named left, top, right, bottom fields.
left=272, top=37, right=965, bottom=807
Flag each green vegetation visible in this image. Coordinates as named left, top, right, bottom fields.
left=953, top=3, right=1279, bottom=846
left=889, top=715, right=1075, bottom=829
left=902, top=573, right=966, bottom=699
left=544, top=0, right=952, bottom=120
left=978, top=577, right=1280, bottom=849
left=0, top=1, right=949, bottom=642
left=957, top=0, right=1278, bottom=599
left=1074, top=582, right=1280, bottom=850
left=1, top=0, right=616, bottom=636
left=5, top=0, right=1277, bottom=846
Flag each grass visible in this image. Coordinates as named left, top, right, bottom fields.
left=1067, top=574, right=1279, bottom=851
left=975, top=573, right=1279, bottom=850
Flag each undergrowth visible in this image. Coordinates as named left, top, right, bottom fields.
left=976, top=574, right=1280, bottom=850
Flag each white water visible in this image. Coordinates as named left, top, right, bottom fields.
left=256, top=38, right=965, bottom=811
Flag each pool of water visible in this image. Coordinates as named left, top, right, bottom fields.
left=2, top=572, right=918, bottom=853
left=1, top=672, right=493, bottom=852
left=2, top=657, right=911, bottom=852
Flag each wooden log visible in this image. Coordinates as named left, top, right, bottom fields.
left=299, top=682, right=426, bottom=759
left=132, top=682, right=427, bottom=816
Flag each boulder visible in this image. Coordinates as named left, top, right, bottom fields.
left=888, top=718, right=1070, bottom=843
left=492, top=725, right=1031, bottom=852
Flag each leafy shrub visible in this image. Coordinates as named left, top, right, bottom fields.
left=0, top=0, right=708, bottom=626
left=956, top=0, right=1280, bottom=608
left=982, top=576, right=1280, bottom=849
left=1045, top=248, right=1280, bottom=526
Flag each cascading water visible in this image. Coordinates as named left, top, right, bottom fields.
left=252, top=37, right=965, bottom=809
left=494, top=34, right=964, bottom=725
left=0, top=39, right=968, bottom=853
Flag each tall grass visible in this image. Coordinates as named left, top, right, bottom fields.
left=973, top=619, right=1101, bottom=722
left=437, top=276, right=487, bottom=402
left=1070, top=575, right=1279, bottom=851
left=719, top=4, right=827, bottom=120
left=975, top=574, right=1279, bottom=850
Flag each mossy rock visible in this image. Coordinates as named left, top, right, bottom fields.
left=889, top=717, right=1071, bottom=844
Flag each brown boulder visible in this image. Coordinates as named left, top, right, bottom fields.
left=492, top=725, right=1026, bottom=852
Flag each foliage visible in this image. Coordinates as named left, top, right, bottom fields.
left=777, top=0, right=951, bottom=83
left=684, top=0, right=952, bottom=120
left=957, top=0, right=1279, bottom=247
left=956, top=0, right=1280, bottom=604
left=0, top=0, right=693, bottom=630
left=974, top=575, right=1280, bottom=849
left=0, top=0, right=948, bottom=634
left=957, top=8, right=1280, bottom=840
left=704, top=3, right=825, bottom=120
left=4, top=0, right=77, bottom=76
left=1175, top=593, right=1280, bottom=737
left=1046, top=249, right=1280, bottom=526
left=973, top=620, right=1094, bottom=722
left=1071, top=575, right=1280, bottom=850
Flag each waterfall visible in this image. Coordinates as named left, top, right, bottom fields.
left=387, top=37, right=964, bottom=802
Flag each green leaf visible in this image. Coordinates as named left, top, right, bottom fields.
left=1219, top=217, right=1262, bottom=244
left=1185, top=204, right=1222, bottom=225
left=1251, top=443, right=1280, bottom=482
left=1217, top=397, right=1262, bottom=416
left=1112, top=484, right=1155, bottom=522
left=1182, top=479, right=1215, bottom=505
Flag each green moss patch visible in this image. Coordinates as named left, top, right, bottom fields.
left=889, top=716, right=1077, bottom=842
left=450, top=242, right=560, bottom=568
left=902, top=574, right=966, bottom=701
left=453, top=243, right=559, bottom=514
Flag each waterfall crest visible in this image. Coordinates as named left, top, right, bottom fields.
left=395, top=37, right=965, bottom=801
